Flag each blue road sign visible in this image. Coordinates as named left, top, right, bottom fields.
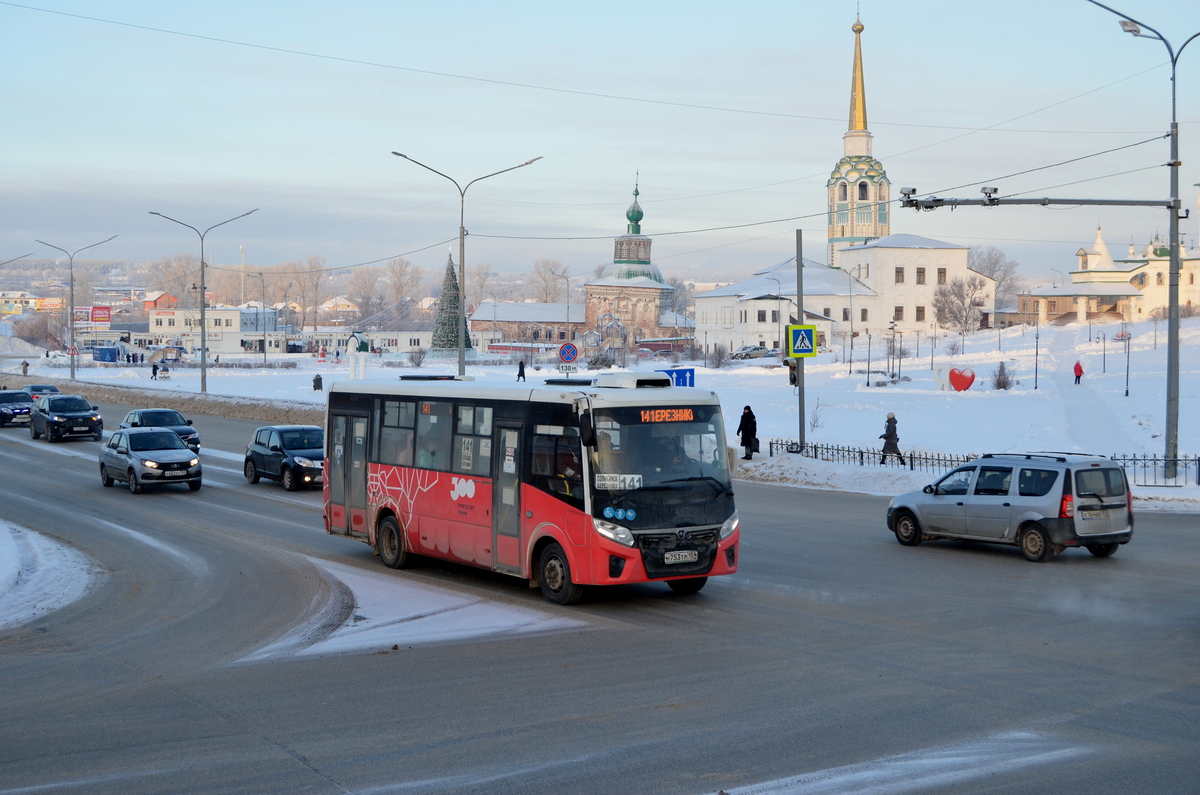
left=559, top=343, right=579, bottom=363
left=656, top=368, right=695, bottom=387
left=787, top=324, right=817, bottom=358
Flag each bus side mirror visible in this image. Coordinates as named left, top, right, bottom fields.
left=579, top=412, right=596, bottom=447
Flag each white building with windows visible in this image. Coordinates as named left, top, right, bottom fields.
left=148, top=306, right=286, bottom=355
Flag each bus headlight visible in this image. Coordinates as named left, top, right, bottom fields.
left=593, top=518, right=635, bottom=547
left=719, top=510, right=740, bottom=540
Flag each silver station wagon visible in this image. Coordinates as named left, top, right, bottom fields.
left=887, top=453, right=1133, bottom=562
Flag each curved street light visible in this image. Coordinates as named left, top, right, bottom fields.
left=35, top=236, right=118, bottom=381
left=392, top=152, right=542, bottom=376
left=1086, top=0, right=1199, bottom=476
left=150, top=209, right=258, bottom=393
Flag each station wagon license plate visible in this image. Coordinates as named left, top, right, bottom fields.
left=164, top=470, right=187, bottom=477
left=663, top=550, right=699, bottom=564
left=1078, top=509, right=1103, bottom=520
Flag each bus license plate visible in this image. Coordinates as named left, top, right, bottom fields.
left=164, top=470, right=186, bottom=477
left=1079, top=509, right=1102, bottom=520
left=664, top=550, right=699, bottom=564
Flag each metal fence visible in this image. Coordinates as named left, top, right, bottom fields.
left=768, top=440, right=1200, bottom=486
left=1109, top=454, right=1200, bottom=487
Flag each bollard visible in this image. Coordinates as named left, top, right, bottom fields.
left=313, top=373, right=323, bottom=391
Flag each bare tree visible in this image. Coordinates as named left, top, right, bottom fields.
left=296, top=256, right=328, bottom=331
left=469, top=263, right=494, bottom=308
left=348, top=266, right=384, bottom=325
left=529, top=259, right=566, bottom=303
left=934, top=275, right=988, bottom=336
left=147, top=253, right=199, bottom=308
left=593, top=263, right=608, bottom=279
left=409, top=346, right=428, bottom=367
left=968, top=246, right=1021, bottom=310
left=707, top=343, right=730, bottom=369
left=665, top=276, right=695, bottom=315
left=385, top=256, right=422, bottom=321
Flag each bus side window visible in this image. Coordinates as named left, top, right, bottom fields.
left=377, top=399, right=415, bottom=466
left=531, top=434, right=583, bottom=509
left=415, top=401, right=453, bottom=471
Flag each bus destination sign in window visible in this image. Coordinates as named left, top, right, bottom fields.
left=639, top=408, right=695, bottom=423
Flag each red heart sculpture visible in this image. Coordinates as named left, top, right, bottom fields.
left=949, top=368, right=975, bottom=391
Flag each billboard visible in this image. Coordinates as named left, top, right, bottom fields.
left=72, top=306, right=112, bottom=329
left=91, top=306, right=111, bottom=323
left=36, top=297, right=64, bottom=311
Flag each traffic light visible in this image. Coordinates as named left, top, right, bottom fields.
left=785, top=357, right=798, bottom=386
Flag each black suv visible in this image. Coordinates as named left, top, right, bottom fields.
left=22, top=384, right=61, bottom=397
left=30, top=394, right=103, bottom=442
left=245, top=425, right=324, bottom=491
left=0, top=391, right=36, bottom=426
left=119, top=408, right=200, bottom=451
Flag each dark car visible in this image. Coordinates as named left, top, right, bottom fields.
left=30, top=394, right=103, bottom=442
left=245, top=425, right=324, bottom=491
left=119, top=408, right=200, bottom=450
left=0, top=391, right=36, bottom=426
left=100, top=427, right=202, bottom=493
left=22, top=384, right=61, bottom=397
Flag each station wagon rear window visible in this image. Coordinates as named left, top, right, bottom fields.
left=1075, top=468, right=1126, bottom=499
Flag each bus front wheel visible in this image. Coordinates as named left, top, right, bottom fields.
left=667, top=577, right=707, bottom=595
left=378, top=516, right=412, bottom=569
left=538, top=542, right=584, bottom=605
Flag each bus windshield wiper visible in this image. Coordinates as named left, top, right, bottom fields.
left=661, top=475, right=734, bottom=496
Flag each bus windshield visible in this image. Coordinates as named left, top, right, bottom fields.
left=590, top=405, right=733, bottom=531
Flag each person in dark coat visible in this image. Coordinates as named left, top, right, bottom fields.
left=150, top=362, right=158, bottom=380
left=880, top=412, right=905, bottom=465
left=1073, top=360, right=1083, bottom=385
left=516, top=360, right=526, bottom=382
left=736, top=405, right=757, bottom=460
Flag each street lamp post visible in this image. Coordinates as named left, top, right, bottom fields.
left=249, top=272, right=268, bottom=365
left=1098, top=331, right=1107, bottom=373
left=150, top=209, right=257, bottom=393
left=1125, top=332, right=1132, bottom=397
left=557, top=271, right=571, bottom=344
left=35, top=236, right=117, bottom=381
left=392, top=152, right=542, bottom=377
left=1034, top=319, right=1040, bottom=390
left=1087, top=0, right=1199, bottom=476
left=766, top=277, right=783, bottom=352
left=865, top=334, right=872, bottom=387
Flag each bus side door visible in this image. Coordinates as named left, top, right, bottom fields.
left=492, top=422, right=523, bottom=575
left=328, top=412, right=370, bottom=538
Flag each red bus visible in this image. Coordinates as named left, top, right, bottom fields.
left=324, top=372, right=740, bottom=603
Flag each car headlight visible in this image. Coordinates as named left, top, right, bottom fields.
left=51, top=415, right=64, bottom=422
left=0, top=408, right=11, bottom=414
left=719, top=510, right=740, bottom=540
left=188, top=458, right=199, bottom=467
left=593, top=518, right=635, bottom=547
left=142, top=460, right=159, bottom=469
left=294, top=456, right=317, bottom=468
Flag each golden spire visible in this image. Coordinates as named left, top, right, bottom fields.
left=848, top=16, right=867, bottom=132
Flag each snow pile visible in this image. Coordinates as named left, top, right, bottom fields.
left=0, top=337, right=46, bottom=355
left=0, top=522, right=93, bottom=630
left=735, top=455, right=932, bottom=497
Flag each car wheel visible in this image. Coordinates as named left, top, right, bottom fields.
left=538, top=542, right=584, bottom=605
left=100, top=465, right=114, bottom=487
left=244, top=459, right=260, bottom=484
left=667, top=577, right=708, bottom=595
left=1088, top=543, right=1119, bottom=558
left=30, top=423, right=39, bottom=440
left=377, top=516, right=412, bottom=569
left=188, top=480, right=202, bottom=491
left=1020, top=524, right=1051, bottom=562
left=282, top=467, right=298, bottom=492
left=128, top=469, right=142, bottom=494
left=46, top=428, right=57, bottom=443
left=893, top=510, right=923, bottom=546
left=92, top=432, right=103, bottom=442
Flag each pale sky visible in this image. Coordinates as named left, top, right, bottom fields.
left=1, top=0, right=1198, bottom=284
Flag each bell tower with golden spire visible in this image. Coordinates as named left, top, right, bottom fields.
left=827, top=15, right=890, bottom=265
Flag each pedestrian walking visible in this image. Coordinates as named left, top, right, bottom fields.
left=517, top=359, right=526, bottom=382
left=736, top=405, right=757, bottom=461
left=1073, top=360, right=1084, bottom=385
left=150, top=362, right=159, bottom=380
left=879, top=412, right=906, bottom=465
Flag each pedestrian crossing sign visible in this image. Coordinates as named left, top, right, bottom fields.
left=787, top=325, right=817, bottom=358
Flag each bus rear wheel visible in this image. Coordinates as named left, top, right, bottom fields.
left=667, top=577, right=707, bottom=595
left=538, top=542, right=584, bottom=605
left=378, top=516, right=411, bottom=569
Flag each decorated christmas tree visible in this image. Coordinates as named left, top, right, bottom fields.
left=431, top=253, right=472, bottom=350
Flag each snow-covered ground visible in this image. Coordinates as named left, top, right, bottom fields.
left=0, top=520, right=93, bottom=630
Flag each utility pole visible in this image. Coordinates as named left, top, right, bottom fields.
left=796, top=230, right=805, bottom=446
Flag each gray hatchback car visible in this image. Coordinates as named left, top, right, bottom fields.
left=100, top=427, right=202, bottom=493
left=887, top=453, right=1133, bottom=561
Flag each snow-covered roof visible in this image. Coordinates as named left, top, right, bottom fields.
left=842, top=233, right=968, bottom=251
left=585, top=276, right=672, bottom=291
left=470, top=301, right=586, bottom=324
left=697, top=257, right=874, bottom=300
left=658, top=309, right=695, bottom=328
left=1027, top=283, right=1141, bottom=298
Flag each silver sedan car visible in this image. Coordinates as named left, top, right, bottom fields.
left=100, top=428, right=202, bottom=493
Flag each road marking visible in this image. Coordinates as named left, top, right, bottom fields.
left=724, top=730, right=1089, bottom=795
left=239, top=557, right=584, bottom=662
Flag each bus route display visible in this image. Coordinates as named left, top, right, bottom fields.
left=639, top=408, right=695, bottom=423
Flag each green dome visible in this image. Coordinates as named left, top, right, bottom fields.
left=605, top=261, right=664, bottom=283
left=626, top=186, right=644, bottom=226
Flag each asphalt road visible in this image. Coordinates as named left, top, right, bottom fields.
left=1, top=401, right=1198, bottom=794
